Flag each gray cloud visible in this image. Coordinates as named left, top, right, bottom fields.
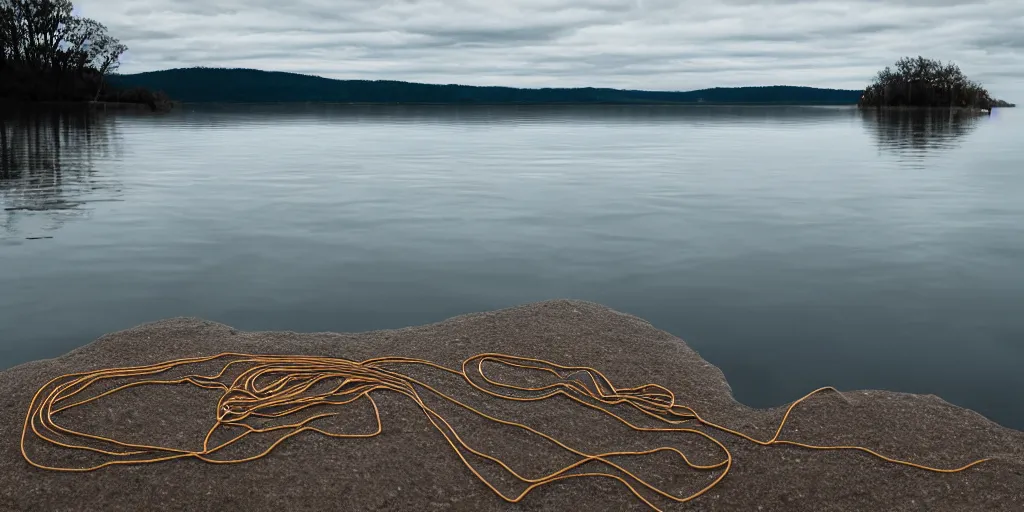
left=76, top=0, right=1023, bottom=99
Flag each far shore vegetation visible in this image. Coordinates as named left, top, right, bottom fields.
left=858, top=56, right=1013, bottom=110
left=109, top=68, right=866, bottom=105
left=1, top=0, right=171, bottom=111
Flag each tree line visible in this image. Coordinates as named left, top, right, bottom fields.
left=110, top=68, right=865, bottom=104
left=858, top=56, right=1006, bottom=109
left=1, top=0, right=168, bottom=109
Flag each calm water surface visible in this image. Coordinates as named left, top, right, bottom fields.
left=2, top=105, right=1022, bottom=428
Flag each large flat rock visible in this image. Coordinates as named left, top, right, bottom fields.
left=1, top=300, right=1021, bottom=511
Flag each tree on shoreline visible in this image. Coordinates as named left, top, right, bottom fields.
left=858, top=56, right=997, bottom=109
left=1, top=0, right=166, bottom=109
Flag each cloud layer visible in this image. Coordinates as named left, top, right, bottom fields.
left=78, top=0, right=1022, bottom=98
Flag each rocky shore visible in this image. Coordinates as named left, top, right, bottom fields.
left=1, top=300, right=1021, bottom=511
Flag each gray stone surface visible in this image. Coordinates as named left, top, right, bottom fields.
left=1, top=300, right=1021, bottom=511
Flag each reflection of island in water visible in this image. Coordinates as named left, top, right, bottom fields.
left=860, top=108, right=983, bottom=160
left=1, top=108, right=123, bottom=239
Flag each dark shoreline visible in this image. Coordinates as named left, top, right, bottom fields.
left=9, top=100, right=1012, bottom=109
left=4, top=99, right=856, bottom=108
left=1, top=99, right=175, bottom=112
left=858, top=106, right=998, bottom=113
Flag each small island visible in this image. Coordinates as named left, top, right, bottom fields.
left=858, top=56, right=1013, bottom=110
left=0, top=0, right=171, bottom=111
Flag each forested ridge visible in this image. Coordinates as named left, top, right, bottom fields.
left=111, top=67, right=864, bottom=105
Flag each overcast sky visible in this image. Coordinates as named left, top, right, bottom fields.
left=76, top=0, right=1022, bottom=99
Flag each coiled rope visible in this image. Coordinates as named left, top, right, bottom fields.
left=21, top=352, right=990, bottom=510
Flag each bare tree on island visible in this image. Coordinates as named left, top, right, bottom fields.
left=0, top=0, right=167, bottom=109
left=858, top=56, right=1012, bottom=110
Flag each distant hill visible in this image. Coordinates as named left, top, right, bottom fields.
left=109, top=68, right=863, bottom=105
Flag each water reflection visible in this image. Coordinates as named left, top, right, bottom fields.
left=0, top=107, right=122, bottom=239
left=167, top=103, right=859, bottom=128
left=860, top=108, right=982, bottom=161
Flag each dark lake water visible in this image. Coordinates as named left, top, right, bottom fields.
left=2, top=104, right=1022, bottom=428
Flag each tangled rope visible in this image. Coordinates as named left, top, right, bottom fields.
left=22, top=352, right=989, bottom=510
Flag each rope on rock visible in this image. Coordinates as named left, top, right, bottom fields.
left=21, top=352, right=990, bottom=511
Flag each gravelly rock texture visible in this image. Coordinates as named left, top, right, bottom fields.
left=1, top=300, right=1021, bottom=511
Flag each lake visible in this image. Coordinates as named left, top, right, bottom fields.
left=2, top=104, right=1022, bottom=429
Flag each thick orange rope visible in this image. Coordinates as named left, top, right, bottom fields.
left=21, top=352, right=990, bottom=510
